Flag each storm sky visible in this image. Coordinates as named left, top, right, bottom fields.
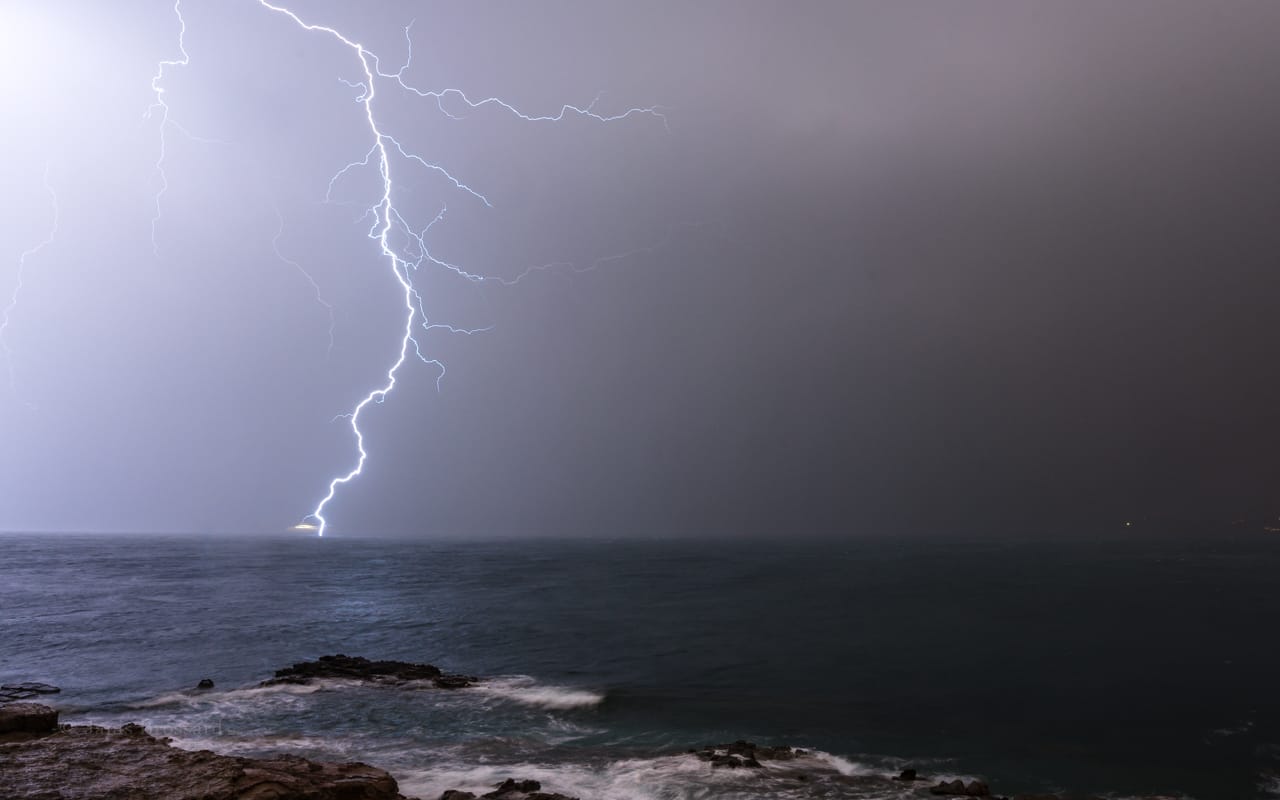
left=3, top=1, right=1279, bottom=536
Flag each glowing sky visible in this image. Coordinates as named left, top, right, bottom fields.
left=3, top=1, right=1279, bottom=536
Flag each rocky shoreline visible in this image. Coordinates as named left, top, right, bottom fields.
left=1, top=706, right=409, bottom=800
left=0, top=656, right=1173, bottom=800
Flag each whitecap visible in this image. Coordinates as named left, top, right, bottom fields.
left=471, top=676, right=605, bottom=710
left=806, top=750, right=882, bottom=777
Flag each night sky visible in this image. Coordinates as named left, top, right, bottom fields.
left=3, top=1, right=1279, bottom=536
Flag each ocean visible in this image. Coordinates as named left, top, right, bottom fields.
left=1, top=532, right=1277, bottom=799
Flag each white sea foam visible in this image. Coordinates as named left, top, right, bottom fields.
left=808, top=750, right=881, bottom=777
left=1261, top=774, right=1280, bottom=798
left=472, top=676, right=605, bottom=710
left=163, top=732, right=341, bottom=756
left=1207, top=719, right=1254, bottom=738
left=130, top=679, right=347, bottom=709
left=396, top=748, right=907, bottom=800
left=104, top=680, right=934, bottom=798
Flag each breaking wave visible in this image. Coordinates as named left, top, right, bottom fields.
left=130, top=680, right=331, bottom=709
left=472, top=675, right=606, bottom=710
left=396, top=749, right=907, bottom=800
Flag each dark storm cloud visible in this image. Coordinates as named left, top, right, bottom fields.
left=2, top=1, right=1278, bottom=535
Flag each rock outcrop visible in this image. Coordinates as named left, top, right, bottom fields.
left=931, top=778, right=991, bottom=796
left=262, top=654, right=478, bottom=689
left=0, top=722, right=410, bottom=800
left=0, top=682, right=61, bottom=703
left=0, top=702, right=58, bottom=735
left=689, top=740, right=808, bottom=768
left=438, top=778, right=579, bottom=800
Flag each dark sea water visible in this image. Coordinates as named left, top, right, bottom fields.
left=1, top=532, right=1278, bottom=799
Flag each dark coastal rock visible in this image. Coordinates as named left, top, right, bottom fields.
left=932, top=778, right=991, bottom=796
left=196, top=678, right=215, bottom=690
left=120, top=722, right=149, bottom=737
left=1008, top=796, right=1109, bottom=800
left=1013, top=793, right=1116, bottom=798
left=0, top=723, right=410, bottom=799
left=481, top=778, right=537, bottom=793
left=1010, top=795, right=1115, bottom=800
left=433, top=673, right=479, bottom=689
left=262, top=653, right=448, bottom=686
left=0, top=683, right=59, bottom=704
left=436, top=777, right=579, bottom=800
left=1, top=682, right=60, bottom=695
left=932, top=779, right=969, bottom=795
left=896, top=767, right=919, bottom=781
left=710, top=754, right=748, bottom=768
left=692, top=739, right=799, bottom=768
left=484, top=778, right=545, bottom=797
left=691, top=740, right=814, bottom=772
left=0, top=702, right=58, bottom=734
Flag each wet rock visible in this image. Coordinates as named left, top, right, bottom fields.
left=433, top=673, right=479, bottom=689
left=932, top=779, right=969, bottom=795
left=693, top=740, right=800, bottom=766
left=196, top=678, right=215, bottom=690
left=930, top=779, right=992, bottom=796
left=896, top=768, right=919, bottom=781
left=262, top=654, right=448, bottom=687
left=0, top=702, right=58, bottom=734
left=484, top=778, right=543, bottom=796
left=0, top=723, right=410, bottom=799
left=120, top=722, right=148, bottom=737
left=449, top=777, right=579, bottom=800
left=1, top=682, right=60, bottom=695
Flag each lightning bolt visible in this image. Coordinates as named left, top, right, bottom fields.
left=1, top=163, right=60, bottom=405
left=146, top=0, right=190, bottom=257
left=375, top=21, right=669, bottom=131
left=149, top=2, right=665, bottom=535
left=271, top=204, right=336, bottom=357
